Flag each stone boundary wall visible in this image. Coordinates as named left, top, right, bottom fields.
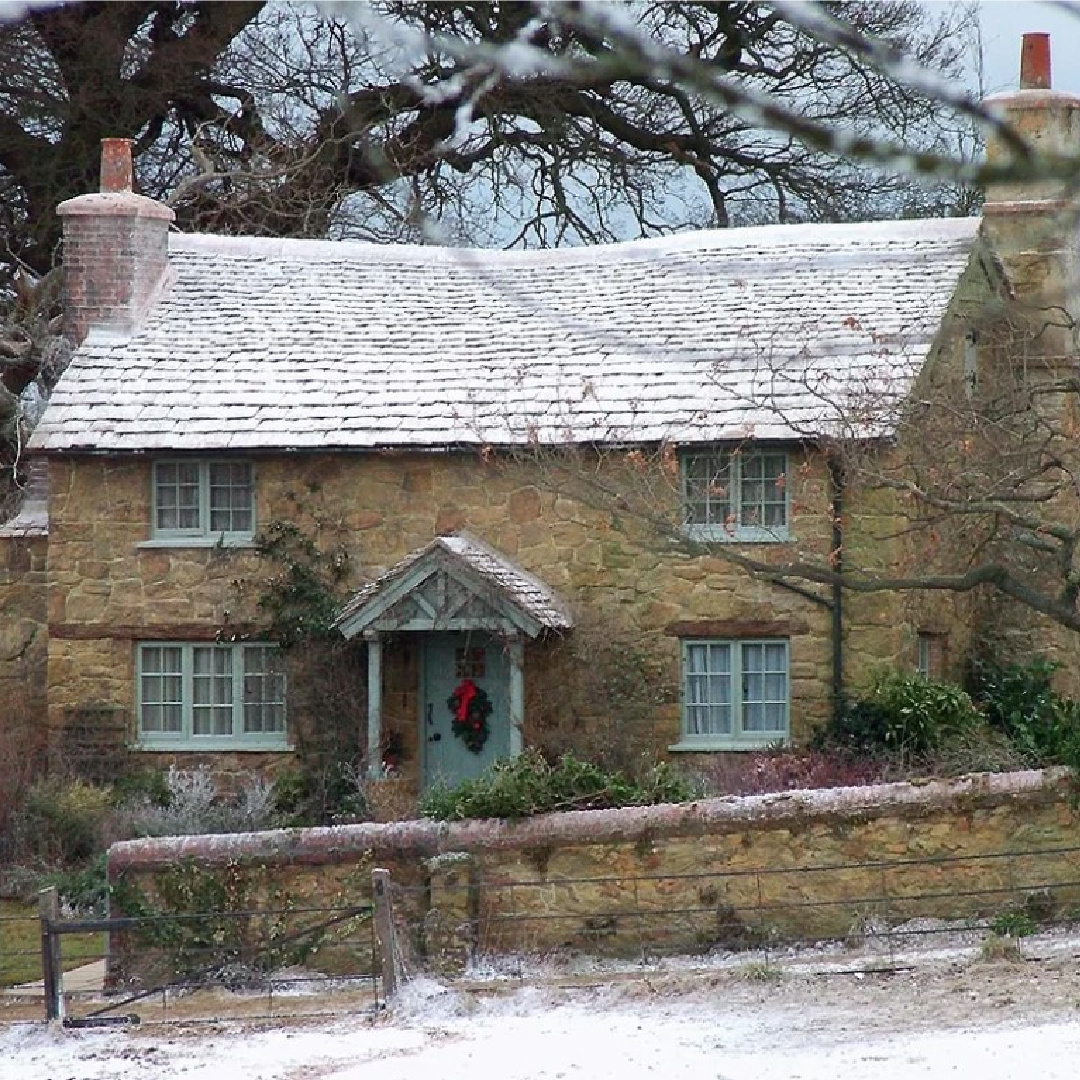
left=108, top=769, right=1080, bottom=967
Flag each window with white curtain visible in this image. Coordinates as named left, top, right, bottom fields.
left=138, top=643, right=286, bottom=749
left=677, top=639, right=789, bottom=749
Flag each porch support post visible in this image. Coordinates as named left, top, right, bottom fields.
left=365, top=631, right=383, bottom=779
left=508, top=635, right=524, bottom=757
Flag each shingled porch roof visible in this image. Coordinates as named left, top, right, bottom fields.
left=334, top=532, right=573, bottom=640
left=29, top=216, right=982, bottom=453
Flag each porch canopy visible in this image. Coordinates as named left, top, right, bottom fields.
left=333, top=533, right=572, bottom=776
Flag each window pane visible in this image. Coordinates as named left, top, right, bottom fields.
left=243, top=646, right=286, bottom=734
left=192, top=647, right=233, bottom=736
left=140, top=646, right=183, bottom=734
left=139, top=642, right=285, bottom=745
left=683, top=453, right=731, bottom=527
left=208, top=463, right=254, bottom=534
left=155, top=462, right=201, bottom=532
left=684, top=642, right=732, bottom=736
left=740, top=452, right=787, bottom=531
left=741, top=642, right=787, bottom=736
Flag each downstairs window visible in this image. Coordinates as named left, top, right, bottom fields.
left=137, top=642, right=287, bottom=750
left=674, top=638, right=790, bottom=750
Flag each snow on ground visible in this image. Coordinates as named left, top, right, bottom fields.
left=5, top=935, right=1080, bottom=1080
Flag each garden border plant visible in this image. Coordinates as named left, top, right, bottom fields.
left=419, top=748, right=692, bottom=821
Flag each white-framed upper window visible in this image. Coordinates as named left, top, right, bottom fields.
left=137, top=642, right=287, bottom=750
left=673, top=639, right=789, bottom=750
left=681, top=448, right=789, bottom=541
left=152, top=460, right=254, bottom=543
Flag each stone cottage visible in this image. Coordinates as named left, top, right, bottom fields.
left=2, top=35, right=1078, bottom=797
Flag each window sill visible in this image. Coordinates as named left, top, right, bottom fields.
left=668, top=737, right=789, bottom=753
left=681, top=525, right=791, bottom=545
left=135, top=740, right=291, bottom=753
left=138, top=536, right=256, bottom=550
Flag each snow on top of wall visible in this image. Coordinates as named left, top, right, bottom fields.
left=107, top=767, right=1068, bottom=873
left=30, top=216, right=981, bottom=453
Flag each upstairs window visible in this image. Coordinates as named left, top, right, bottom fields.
left=682, top=449, right=789, bottom=541
left=153, top=461, right=254, bottom=542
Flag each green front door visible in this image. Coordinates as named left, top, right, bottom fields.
left=422, top=631, right=511, bottom=789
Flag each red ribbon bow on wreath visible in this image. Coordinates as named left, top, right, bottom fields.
left=453, top=679, right=478, bottom=725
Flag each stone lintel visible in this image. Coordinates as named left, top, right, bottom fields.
left=664, top=618, right=810, bottom=638
left=49, top=622, right=253, bottom=640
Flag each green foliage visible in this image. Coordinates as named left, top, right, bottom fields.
left=15, top=778, right=114, bottom=865
left=114, top=861, right=252, bottom=979
left=419, top=749, right=693, bottom=821
left=111, top=768, right=173, bottom=809
left=50, top=854, right=109, bottom=916
left=966, top=656, right=1080, bottom=768
left=252, top=520, right=350, bottom=648
left=814, top=673, right=979, bottom=760
left=243, top=518, right=369, bottom=820
left=115, top=860, right=323, bottom=982
left=990, top=909, right=1037, bottom=939
left=271, top=761, right=370, bottom=827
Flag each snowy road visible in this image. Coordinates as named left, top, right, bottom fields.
left=5, top=953, right=1080, bottom=1080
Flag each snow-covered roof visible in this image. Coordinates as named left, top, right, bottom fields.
left=335, top=532, right=573, bottom=638
left=29, top=217, right=981, bottom=453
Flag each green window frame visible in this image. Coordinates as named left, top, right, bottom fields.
left=681, top=449, right=789, bottom=541
left=152, top=460, right=255, bottom=543
left=137, top=642, right=287, bottom=750
left=675, top=639, right=789, bottom=750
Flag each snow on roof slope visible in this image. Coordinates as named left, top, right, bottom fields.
left=29, top=217, right=981, bottom=453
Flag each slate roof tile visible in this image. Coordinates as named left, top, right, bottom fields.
left=29, top=217, right=980, bottom=453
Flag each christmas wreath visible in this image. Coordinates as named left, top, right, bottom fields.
left=447, top=678, right=493, bottom=753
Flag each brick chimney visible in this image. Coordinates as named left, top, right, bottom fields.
left=56, top=138, right=175, bottom=345
left=981, top=33, right=1080, bottom=352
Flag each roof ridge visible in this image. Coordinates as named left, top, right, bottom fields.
left=168, top=217, right=980, bottom=267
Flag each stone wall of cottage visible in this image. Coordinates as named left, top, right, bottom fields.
left=107, top=769, right=1080, bottom=970
left=42, top=445, right=932, bottom=784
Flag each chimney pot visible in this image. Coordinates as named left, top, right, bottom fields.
left=1020, top=32, right=1051, bottom=90
left=100, top=137, right=134, bottom=193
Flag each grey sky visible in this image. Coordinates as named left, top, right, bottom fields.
left=978, top=0, right=1080, bottom=95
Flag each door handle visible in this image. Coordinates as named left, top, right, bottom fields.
left=426, top=704, right=433, bottom=725
left=429, top=732, right=442, bottom=742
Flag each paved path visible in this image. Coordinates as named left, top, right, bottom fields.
left=0, top=959, right=105, bottom=998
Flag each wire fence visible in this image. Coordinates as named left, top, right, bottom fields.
left=2, top=842, right=1079, bottom=1026
left=388, top=842, right=1080, bottom=974
left=2, top=889, right=384, bottom=1027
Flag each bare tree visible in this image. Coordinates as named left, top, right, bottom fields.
left=501, top=281, right=1080, bottom=654
left=0, top=1, right=1055, bottom=529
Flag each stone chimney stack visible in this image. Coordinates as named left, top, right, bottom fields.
left=56, top=138, right=175, bottom=345
left=981, top=33, right=1080, bottom=352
